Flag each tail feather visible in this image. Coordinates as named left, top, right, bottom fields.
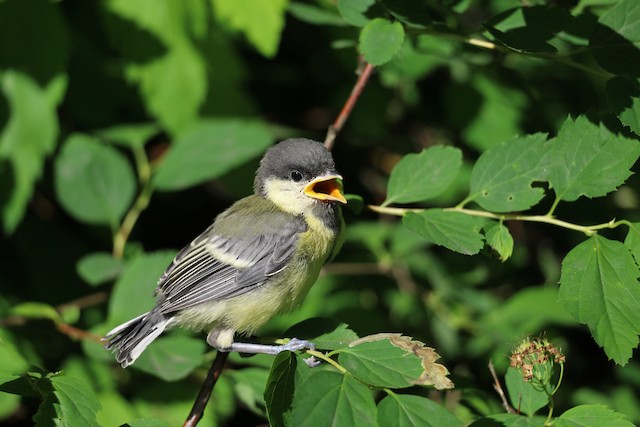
left=104, top=311, right=171, bottom=368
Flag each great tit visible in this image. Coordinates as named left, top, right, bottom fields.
left=105, top=138, right=346, bottom=368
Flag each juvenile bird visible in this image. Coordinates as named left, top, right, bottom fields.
left=104, top=138, right=346, bottom=367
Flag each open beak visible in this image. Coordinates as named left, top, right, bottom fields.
left=304, top=174, right=347, bottom=204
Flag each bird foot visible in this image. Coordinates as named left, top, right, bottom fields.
left=220, top=337, right=315, bottom=355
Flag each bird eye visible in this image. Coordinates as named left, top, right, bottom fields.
left=290, top=170, right=303, bottom=182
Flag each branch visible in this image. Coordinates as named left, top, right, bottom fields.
left=184, top=351, right=229, bottom=427
left=324, top=60, right=375, bottom=151
left=488, top=360, right=516, bottom=414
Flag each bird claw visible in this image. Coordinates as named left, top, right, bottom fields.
left=278, top=337, right=316, bottom=352
left=304, top=356, right=322, bottom=368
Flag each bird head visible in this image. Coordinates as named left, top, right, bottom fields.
left=254, top=139, right=347, bottom=216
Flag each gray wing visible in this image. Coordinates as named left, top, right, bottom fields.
left=155, top=218, right=305, bottom=315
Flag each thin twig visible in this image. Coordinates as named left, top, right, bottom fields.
left=488, top=360, right=516, bottom=414
left=184, top=351, right=229, bottom=427
left=324, top=60, right=375, bottom=151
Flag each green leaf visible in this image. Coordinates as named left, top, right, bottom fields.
left=469, top=414, right=548, bottom=426
left=337, top=0, right=384, bottom=27
left=485, top=6, right=571, bottom=53
left=377, top=394, right=462, bottom=427
left=212, top=0, right=289, bottom=58
left=547, top=115, right=640, bottom=202
left=468, top=133, right=548, bottom=212
left=403, top=209, right=486, bottom=255
left=484, top=222, right=514, bottom=262
left=33, top=375, right=101, bottom=427
left=265, top=352, right=310, bottom=427
left=54, top=134, right=136, bottom=228
left=555, top=404, right=634, bottom=427
left=589, top=0, right=640, bottom=77
left=127, top=419, right=173, bottom=427
left=0, top=337, right=29, bottom=385
left=97, top=123, right=158, bottom=148
left=288, top=3, right=348, bottom=26
left=290, top=371, right=376, bottom=427
left=606, top=77, right=640, bottom=136
left=384, top=146, right=463, bottom=206
left=134, top=335, right=206, bottom=381
left=108, top=251, right=176, bottom=326
left=286, top=318, right=359, bottom=351
left=76, top=252, right=125, bottom=287
left=153, top=119, right=273, bottom=191
left=558, top=235, right=640, bottom=365
left=380, top=0, right=431, bottom=28
left=359, top=18, right=405, bottom=66
left=624, top=222, right=640, bottom=265
left=0, top=71, right=59, bottom=233
left=229, top=367, right=269, bottom=416
left=10, top=302, right=61, bottom=323
left=505, top=367, right=549, bottom=416
left=337, top=334, right=453, bottom=390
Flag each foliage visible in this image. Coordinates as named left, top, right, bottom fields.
left=1, top=0, right=640, bottom=426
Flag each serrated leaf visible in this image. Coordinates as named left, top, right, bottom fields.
left=108, top=251, right=176, bottom=326
left=403, top=209, right=486, bottom=255
left=589, top=0, right=640, bottom=77
left=606, top=77, right=640, bottom=136
left=505, top=367, right=549, bottom=416
left=76, top=252, right=125, bottom=287
left=377, top=394, right=463, bottom=427
left=153, top=119, right=273, bottom=191
left=384, top=146, right=463, bottom=206
left=54, top=134, right=136, bottom=228
left=484, top=222, right=514, bottom=262
left=285, top=318, right=359, bottom=350
left=134, top=335, right=206, bottom=381
left=338, top=333, right=453, bottom=390
left=359, top=18, right=405, bottom=66
left=558, top=235, right=640, bottom=365
left=468, top=133, right=548, bottom=212
left=624, top=222, right=640, bottom=265
left=265, top=352, right=310, bottom=427
left=212, top=0, right=288, bottom=58
left=290, top=371, right=376, bottom=427
left=0, top=71, right=59, bottom=233
left=337, top=0, right=384, bottom=27
left=547, top=115, right=640, bottom=202
left=33, top=375, right=101, bottom=427
left=555, top=404, right=634, bottom=427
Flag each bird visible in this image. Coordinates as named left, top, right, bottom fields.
left=104, top=138, right=346, bottom=368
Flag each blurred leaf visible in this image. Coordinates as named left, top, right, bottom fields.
left=338, top=333, right=453, bottom=389
left=606, top=77, right=640, bottom=136
left=229, top=367, right=269, bottom=416
left=134, top=335, right=206, bottom=381
left=0, top=337, right=29, bottom=384
left=212, top=0, right=288, bottom=58
left=384, top=146, right=462, bottom=206
left=505, top=367, right=549, bottom=416
left=127, top=419, right=173, bottom=427
left=555, top=404, right=634, bottom=427
left=468, top=133, right=548, bottom=212
left=285, top=318, right=359, bottom=350
left=33, top=375, right=101, bottom=427
left=624, top=222, right=640, bottom=265
left=337, top=0, right=385, bottom=27
left=380, top=0, right=431, bottom=28
left=10, top=302, right=61, bottom=324
left=153, top=119, right=273, bottom=191
left=485, top=6, right=571, bottom=53
left=484, top=222, right=514, bottom=262
left=108, top=251, right=176, bottom=326
left=589, top=0, right=640, bottom=77
left=469, top=414, right=548, bottom=426
left=265, top=352, right=310, bottom=427
left=97, top=123, right=159, bottom=148
left=288, top=3, right=347, bottom=26
left=76, top=252, right=125, bottom=287
left=359, top=18, right=405, bottom=66
left=559, top=235, right=640, bottom=365
left=0, top=71, right=59, bottom=233
left=547, top=115, right=640, bottom=202
left=289, top=371, right=376, bottom=427
left=403, top=209, right=486, bottom=255
left=0, top=392, right=20, bottom=420
left=54, top=134, right=136, bottom=228
left=376, top=394, right=463, bottom=427
left=344, top=193, right=364, bottom=215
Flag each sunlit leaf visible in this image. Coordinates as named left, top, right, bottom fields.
left=265, top=352, right=310, bottom=427
left=558, top=235, right=640, bottom=365
left=377, top=394, right=462, bottom=427
left=288, top=3, right=347, bottom=26
left=484, top=222, right=514, bottom=261
left=384, top=146, right=462, bottom=206
left=555, top=404, right=634, bottom=427
left=33, top=375, right=101, bottom=427
left=0, top=337, right=29, bottom=385
left=624, top=222, right=640, bottom=265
